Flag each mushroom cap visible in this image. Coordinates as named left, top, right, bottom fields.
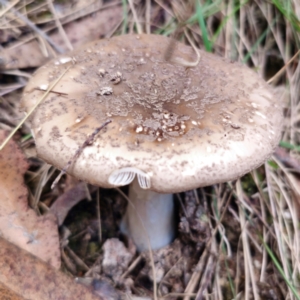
left=21, top=34, right=282, bottom=193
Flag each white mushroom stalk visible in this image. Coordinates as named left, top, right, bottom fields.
left=109, top=168, right=175, bottom=251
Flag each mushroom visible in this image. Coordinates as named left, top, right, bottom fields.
left=21, top=34, right=282, bottom=251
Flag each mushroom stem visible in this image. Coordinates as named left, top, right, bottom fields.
left=121, top=178, right=175, bottom=252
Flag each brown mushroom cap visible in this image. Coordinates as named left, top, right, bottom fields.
left=21, top=34, right=282, bottom=193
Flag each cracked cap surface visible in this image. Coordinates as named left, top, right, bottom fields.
left=21, top=34, right=283, bottom=193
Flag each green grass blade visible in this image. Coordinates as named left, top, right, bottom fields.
left=187, top=0, right=222, bottom=25
left=261, top=239, right=300, bottom=300
left=279, top=141, right=300, bottom=152
left=195, top=0, right=212, bottom=52
left=121, top=0, right=128, bottom=34
left=272, top=0, right=300, bottom=32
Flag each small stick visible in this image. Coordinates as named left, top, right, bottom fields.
left=145, top=0, right=151, bottom=34
left=267, top=49, right=300, bottom=84
left=195, top=253, right=217, bottom=300
left=127, top=0, right=142, bottom=34
left=121, top=255, right=142, bottom=279
left=51, top=119, right=112, bottom=189
left=96, top=188, right=102, bottom=243
left=34, top=88, right=68, bottom=96
left=46, top=0, right=73, bottom=51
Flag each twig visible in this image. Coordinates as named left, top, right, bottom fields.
left=127, top=0, right=142, bottom=34
left=158, top=257, right=183, bottom=296
left=96, top=189, right=102, bottom=244
left=195, top=253, right=217, bottom=300
left=51, top=119, right=112, bottom=189
left=237, top=180, right=259, bottom=300
left=46, top=0, right=73, bottom=51
left=34, top=88, right=68, bottom=96
left=0, top=0, right=19, bottom=19
left=145, top=0, right=151, bottom=34
left=65, top=246, right=89, bottom=272
left=267, top=49, right=300, bottom=84
left=121, top=255, right=142, bottom=279
left=183, top=248, right=209, bottom=300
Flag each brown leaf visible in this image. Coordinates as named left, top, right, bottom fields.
left=50, top=182, right=97, bottom=226
left=0, top=5, right=122, bottom=70
left=0, top=237, right=103, bottom=300
left=0, top=282, right=27, bottom=300
left=0, top=131, right=60, bottom=269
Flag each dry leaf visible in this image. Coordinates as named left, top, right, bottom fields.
left=0, top=282, right=27, bottom=300
left=50, top=182, right=97, bottom=226
left=0, top=5, right=122, bottom=70
left=0, top=131, right=61, bottom=269
left=0, top=237, right=103, bottom=300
